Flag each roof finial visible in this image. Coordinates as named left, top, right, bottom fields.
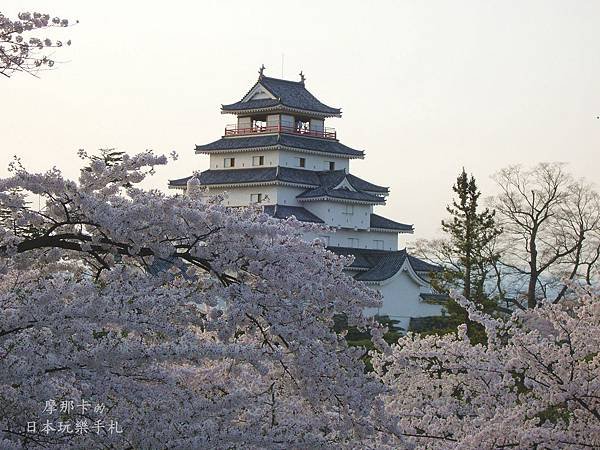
left=258, top=64, right=266, bottom=80
left=299, top=70, right=306, bottom=84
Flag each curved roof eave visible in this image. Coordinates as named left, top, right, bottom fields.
left=221, top=104, right=342, bottom=118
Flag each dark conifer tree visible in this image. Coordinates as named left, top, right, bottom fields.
left=432, top=169, right=502, bottom=342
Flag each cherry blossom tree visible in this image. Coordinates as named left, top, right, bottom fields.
left=0, top=150, right=382, bottom=449
left=0, top=11, right=73, bottom=78
left=371, top=286, right=600, bottom=449
left=2, top=150, right=598, bottom=449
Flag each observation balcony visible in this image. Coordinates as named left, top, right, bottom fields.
left=224, top=124, right=337, bottom=140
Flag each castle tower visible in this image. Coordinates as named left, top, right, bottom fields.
left=170, top=67, right=444, bottom=330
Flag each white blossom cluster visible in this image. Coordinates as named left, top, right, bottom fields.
left=0, top=11, right=73, bottom=78
left=0, top=151, right=381, bottom=449
left=0, top=151, right=598, bottom=449
left=371, top=287, right=600, bottom=449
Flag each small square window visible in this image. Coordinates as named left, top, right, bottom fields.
left=374, top=240, right=384, bottom=250
left=224, top=157, right=235, bottom=168
left=252, top=155, right=264, bottom=166
left=295, top=157, right=306, bottom=168
left=250, top=193, right=263, bottom=203
left=328, top=161, right=335, bottom=171
left=348, top=238, right=359, bottom=248
left=343, top=205, right=354, bottom=215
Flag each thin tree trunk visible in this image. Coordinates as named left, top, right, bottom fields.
left=528, top=232, right=538, bottom=308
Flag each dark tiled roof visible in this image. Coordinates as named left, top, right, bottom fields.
left=328, top=247, right=441, bottom=282
left=196, top=135, right=278, bottom=152
left=195, top=134, right=364, bottom=158
left=281, top=134, right=363, bottom=157
left=222, top=76, right=341, bottom=115
left=370, top=213, right=413, bottom=232
left=169, top=175, right=192, bottom=187
left=297, top=170, right=387, bottom=193
left=297, top=186, right=385, bottom=203
left=355, top=252, right=407, bottom=281
left=419, top=293, right=450, bottom=302
left=263, top=205, right=324, bottom=223
left=291, top=170, right=387, bottom=203
left=223, top=99, right=279, bottom=111
left=408, top=255, right=441, bottom=273
left=327, top=247, right=386, bottom=269
left=408, top=316, right=452, bottom=332
left=169, top=169, right=386, bottom=201
left=190, top=167, right=321, bottom=187
left=346, top=174, right=388, bottom=193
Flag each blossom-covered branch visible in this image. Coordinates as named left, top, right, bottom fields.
left=0, top=11, right=74, bottom=78
left=0, top=150, right=381, bottom=448
left=371, top=287, right=600, bottom=449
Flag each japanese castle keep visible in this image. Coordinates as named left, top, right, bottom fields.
left=170, top=67, right=444, bottom=330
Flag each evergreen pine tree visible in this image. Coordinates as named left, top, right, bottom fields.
left=432, top=169, right=502, bottom=342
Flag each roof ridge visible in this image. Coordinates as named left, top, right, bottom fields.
left=261, top=76, right=303, bottom=85
left=316, top=169, right=346, bottom=175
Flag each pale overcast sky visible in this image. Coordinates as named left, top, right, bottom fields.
left=2, top=1, right=599, bottom=241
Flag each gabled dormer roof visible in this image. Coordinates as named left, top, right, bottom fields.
left=222, top=75, right=341, bottom=117
left=315, top=170, right=388, bottom=194
left=296, top=186, right=386, bottom=205
left=327, top=247, right=442, bottom=282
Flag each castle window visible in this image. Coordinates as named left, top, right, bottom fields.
left=250, top=193, right=263, bottom=203
left=327, top=161, right=335, bottom=171
left=252, top=155, right=264, bottom=166
left=374, top=240, right=384, bottom=250
left=295, top=157, right=306, bottom=168
left=342, top=205, right=354, bottom=215
left=348, top=238, right=359, bottom=248
left=224, top=157, right=235, bottom=168
left=252, top=118, right=267, bottom=131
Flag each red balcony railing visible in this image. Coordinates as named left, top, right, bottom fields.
left=224, top=124, right=337, bottom=140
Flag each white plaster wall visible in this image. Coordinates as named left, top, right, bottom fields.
left=208, top=149, right=350, bottom=172
left=331, top=229, right=398, bottom=250
left=209, top=151, right=279, bottom=169
left=207, top=186, right=279, bottom=207
left=303, top=229, right=398, bottom=251
left=302, top=201, right=372, bottom=230
left=276, top=186, right=305, bottom=206
left=278, top=150, right=349, bottom=172
left=365, top=269, right=444, bottom=330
